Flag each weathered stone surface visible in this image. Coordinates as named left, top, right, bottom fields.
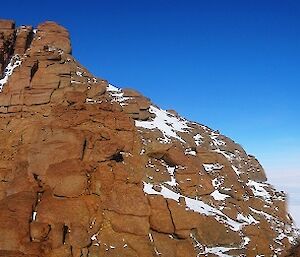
left=106, top=211, right=150, bottom=236
left=30, top=222, right=51, bottom=242
left=45, top=159, right=87, bottom=197
left=14, top=26, right=33, bottom=55
left=0, top=19, right=15, bottom=29
left=106, top=182, right=150, bottom=216
left=0, top=18, right=298, bottom=257
left=148, top=195, right=174, bottom=233
left=26, top=127, right=85, bottom=176
left=31, top=21, right=72, bottom=54
left=196, top=215, right=242, bottom=246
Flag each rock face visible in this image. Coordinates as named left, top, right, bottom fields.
left=0, top=19, right=299, bottom=257
left=287, top=243, right=300, bottom=257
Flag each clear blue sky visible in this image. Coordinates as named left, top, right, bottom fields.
left=4, top=0, right=300, bottom=224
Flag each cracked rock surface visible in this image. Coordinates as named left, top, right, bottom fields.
left=0, top=19, right=299, bottom=257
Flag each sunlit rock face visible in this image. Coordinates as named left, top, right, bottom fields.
left=0, top=19, right=299, bottom=257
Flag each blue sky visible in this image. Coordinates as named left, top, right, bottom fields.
left=5, top=0, right=300, bottom=224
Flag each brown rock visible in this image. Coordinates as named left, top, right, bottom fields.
left=44, top=159, right=87, bottom=197
left=14, top=26, right=33, bottom=55
left=0, top=19, right=15, bottom=29
left=86, top=81, right=107, bottom=98
left=106, top=182, right=150, bottom=216
left=0, top=18, right=296, bottom=257
left=148, top=195, right=174, bottom=233
left=196, top=215, right=242, bottom=246
left=68, top=224, right=91, bottom=248
left=106, top=211, right=150, bottom=236
left=167, top=199, right=199, bottom=231
left=30, top=222, right=51, bottom=242
left=31, top=21, right=72, bottom=54
left=37, top=194, right=90, bottom=227
left=26, top=127, right=85, bottom=176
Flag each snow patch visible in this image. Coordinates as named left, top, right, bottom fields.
left=193, top=133, right=203, bottom=146
left=143, top=182, right=253, bottom=231
left=203, top=163, right=223, bottom=172
left=107, top=83, right=131, bottom=106
left=210, top=190, right=230, bottom=201
left=0, top=55, right=22, bottom=91
left=247, top=180, right=271, bottom=201
left=135, top=105, right=189, bottom=143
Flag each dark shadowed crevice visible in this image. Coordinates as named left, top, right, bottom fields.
left=81, top=138, right=87, bottom=160
left=30, top=60, right=38, bottom=82
left=62, top=224, right=69, bottom=244
left=111, top=152, right=124, bottom=162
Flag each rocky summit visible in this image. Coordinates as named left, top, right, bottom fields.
left=0, top=19, right=299, bottom=257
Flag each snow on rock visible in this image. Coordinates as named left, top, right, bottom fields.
left=247, top=180, right=271, bottom=202
left=250, top=207, right=300, bottom=245
left=204, top=246, right=236, bottom=257
left=135, top=105, right=190, bottom=143
left=210, top=190, right=230, bottom=201
left=143, top=182, right=254, bottom=232
left=107, top=83, right=132, bottom=106
left=185, top=148, right=196, bottom=156
left=203, top=163, right=224, bottom=173
left=193, top=133, right=203, bottom=146
left=164, top=166, right=177, bottom=187
left=0, top=55, right=22, bottom=91
left=105, top=82, right=299, bottom=255
left=210, top=131, right=226, bottom=147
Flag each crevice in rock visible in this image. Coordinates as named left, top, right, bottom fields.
left=25, top=29, right=34, bottom=52
left=30, top=60, right=38, bottom=82
left=166, top=200, right=176, bottom=233
left=32, top=172, right=43, bottom=188
left=110, top=152, right=124, bottom=163
left=81, top=137, right=87, bottom=160
left=62, top=224, right=69, bottom=244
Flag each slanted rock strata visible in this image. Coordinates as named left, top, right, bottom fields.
left=0, top=19, right=299, bottom=257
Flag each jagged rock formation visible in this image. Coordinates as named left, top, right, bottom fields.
left=0, top=19, right=299, bottom=257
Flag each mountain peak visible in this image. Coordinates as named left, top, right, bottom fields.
left=0, top=19, right=299, bottom=257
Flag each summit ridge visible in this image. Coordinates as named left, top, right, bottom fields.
left=0, top=19, right=299, bottom=257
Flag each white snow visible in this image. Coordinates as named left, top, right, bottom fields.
left=210, top=190, right=230, bottom=200
left=231, top=164, right=242, bottom=176
left=250, top=207, right=299, bottom=244
left=210, top=131, right=226, bottom=147
left=164, top=166, right=177, bottom=186
left=247, top=180, right=271, bottom=201
left=212, top=177, right=224, bottom=188
left=243, top=236, right=251, bottom=246
left=32, top=211, right=37, bottom=221
left=193, top=133, right=203, bottom=146
left=203, top=163, right=223, bottom=172
left=213, top=149, right=235, bottom=161
left=107, top=83, right=131, bottom=106
left=204, top=246, right=236, bottom=257
left=185, top=148, right=197, bottom=156
left=76, top=71, right=83, bottom=77
left=91, top=234, right=98, bottom=241
left=135, top=105, right=189, bottom=143
left=107, top=83, right=119, bottom=92
left=236, top=213, right=258, bottom=224
left=143, top=182, right=251, bottom=231
left=0, top=55, right=22, bottom=91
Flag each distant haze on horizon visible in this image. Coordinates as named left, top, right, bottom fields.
left=5, top=0, right=300, bottom=225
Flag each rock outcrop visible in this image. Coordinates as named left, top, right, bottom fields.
left=0, top=19, right=299, bottom=257
left=287, top=243, right=300, bottom=257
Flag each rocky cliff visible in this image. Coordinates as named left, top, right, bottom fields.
left=0, top=19, right=299, bottom=257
